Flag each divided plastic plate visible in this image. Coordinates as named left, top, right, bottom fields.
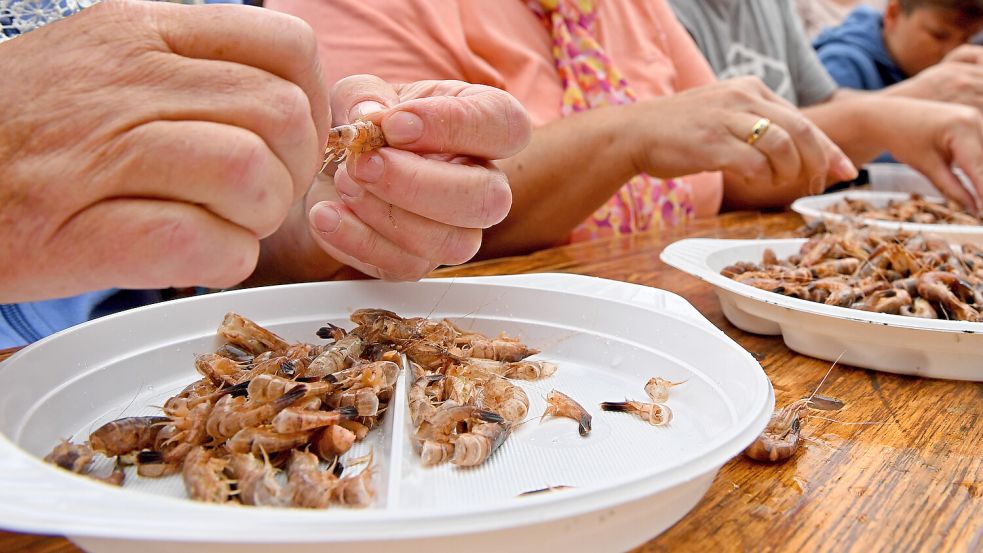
left=791, top=190, right=983, bottom=247
left=0, top=274, right=772, bottom=553
left=661, top=240, right=983, bottom=381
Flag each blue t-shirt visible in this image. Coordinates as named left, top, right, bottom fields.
left=813, top=6, right=909, bottom=91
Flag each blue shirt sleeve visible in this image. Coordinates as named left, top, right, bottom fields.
left=817, top=46, right=883, bottom=90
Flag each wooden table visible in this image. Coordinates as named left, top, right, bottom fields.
left=2, top=211, right=981, bottom=553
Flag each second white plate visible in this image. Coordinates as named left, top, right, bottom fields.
left=791, top=190, right=983, bottom=247
left=661, top=239, right=983, bottom=381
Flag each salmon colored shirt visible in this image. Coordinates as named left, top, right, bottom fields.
left=268, top=0, right=723, bottom=218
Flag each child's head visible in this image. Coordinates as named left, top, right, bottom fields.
left=883, top=0, right=983, bottom=75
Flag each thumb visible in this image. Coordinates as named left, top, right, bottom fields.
left=368, top=84, right=532, bottom=160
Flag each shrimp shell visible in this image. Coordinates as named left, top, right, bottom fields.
left=542, top=390, right=592, bottom=437
left=601, top=401, right=673, bottom=426
left=745, top=398, right=811, bottom=463
left=456, top=336, right=539, bottom=362
left=88, top=416, right=169, bottom=457
left=182, top=447, right=233, bottom=503
left=420, top=440, right=455, bottom=466
left=327, top=388, right=380, bottom=417
left=218, top=312, right=290, bottom=355
left=319, top=120, right=386, bottom=174
left=272, top=406, right=357, bottom=433
left=286, top=450, right=334, bottom=509
left=194, top=353, right=243, bottom=386
left=226, top=453, right=288, bottom=507
left=306, top=332, right=363, bottom=378
left=452, top=422, right=511, bottom=467
left=314, top=425, right=357, bottom=459
left=479, top=377, right=529, bottom=424
left=44, top=440, right=94, bottom=473
left=643, top=377, right=686, bottom=404
left=331, top=455, right=376, bottom=508
left=206, top=387, right=305, bottom=440
left=227, top=426, right=313, bottom=455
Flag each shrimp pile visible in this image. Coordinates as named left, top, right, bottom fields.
left=827, top=194, right=981, bottom=225
left=44, top=309, right=557, bottom=503
left=351, top=308, right=556, bottom=468
left=723, top=227, right=983, bottom=321
left=44, top=312, right=395, bottom=508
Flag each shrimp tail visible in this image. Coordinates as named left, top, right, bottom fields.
left=316, top=324, right=348, bottom=342
left=273, top=387, right=306, bottom=409
left=600, top=402, right=631, bottom=412
left=337, top=406, right=359, bottom=418
left=578, top=414, right=592, bottom=437
left=222, top=381, right=251, bottom=398
left=475, top=409, right=505, bottom=423
left=137, top=450, right=164, bottom=464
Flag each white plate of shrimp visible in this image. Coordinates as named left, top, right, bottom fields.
left=661, top=239, right=983, bottom=381
left=792, top=190, right=983, bottom=247
left=0, top=274, right=772, bottom=553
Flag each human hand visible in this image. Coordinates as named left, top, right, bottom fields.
left=943, top=44, right=983, bottom=64
left=303, top=75, right=532, bottom=280
left=874, top=99, right=983, bottom=211
left=892, top=54, right=983, bottom=112
left=625, top=77, right=857, bottom=208
left=0, top=0, right=328, bottom=302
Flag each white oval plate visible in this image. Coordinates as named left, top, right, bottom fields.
left=0, top=274, right=772, bottom=553
left=661, top=239, right=983, bottom=381
left=791, top=190, right=983, bottom=247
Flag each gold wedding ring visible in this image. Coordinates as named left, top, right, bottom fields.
left=746, top=117, right=772, bottom=145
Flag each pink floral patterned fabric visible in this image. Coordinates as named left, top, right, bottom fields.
left=529, top=0, right=694, bottom=241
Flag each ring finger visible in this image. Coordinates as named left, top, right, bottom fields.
left=728, top=115, right=803, bottom=188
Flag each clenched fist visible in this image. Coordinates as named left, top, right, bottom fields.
left=0, top=0, right=328, bottom=302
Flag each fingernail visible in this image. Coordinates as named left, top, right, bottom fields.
left=834, top=157, right=858, bottom=181
left=382, top=111, right=424, bottom=145
left=352, top=151, right=384, bottom=183
left=350, top=100, right=385, bottom=121
left=311, top=204, right=341, bottom=234
left=335, top=171, right=363, bottom=200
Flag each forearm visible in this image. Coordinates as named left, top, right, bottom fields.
left=803, top=96, right=895, bottom=166
left=880, top=77, right=938, bottom=102
left=482, top=102, right=723, bottom=258
left=480, top=106, right=639, bottom=258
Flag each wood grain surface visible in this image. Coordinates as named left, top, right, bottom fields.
left=2, top=211, right=981, bottom=553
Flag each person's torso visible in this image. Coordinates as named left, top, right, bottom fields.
left=454, top=0, right=698, bottom=126
left=670, top=0, right=803, bottom=104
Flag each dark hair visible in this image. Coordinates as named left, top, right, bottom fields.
left=899, top=0, right=983, bottom=24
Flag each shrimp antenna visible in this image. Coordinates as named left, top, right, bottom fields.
left=807, top=350, right=845, bottom=404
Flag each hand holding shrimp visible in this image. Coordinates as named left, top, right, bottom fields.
left=297, top=76, right=532, bottom=281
